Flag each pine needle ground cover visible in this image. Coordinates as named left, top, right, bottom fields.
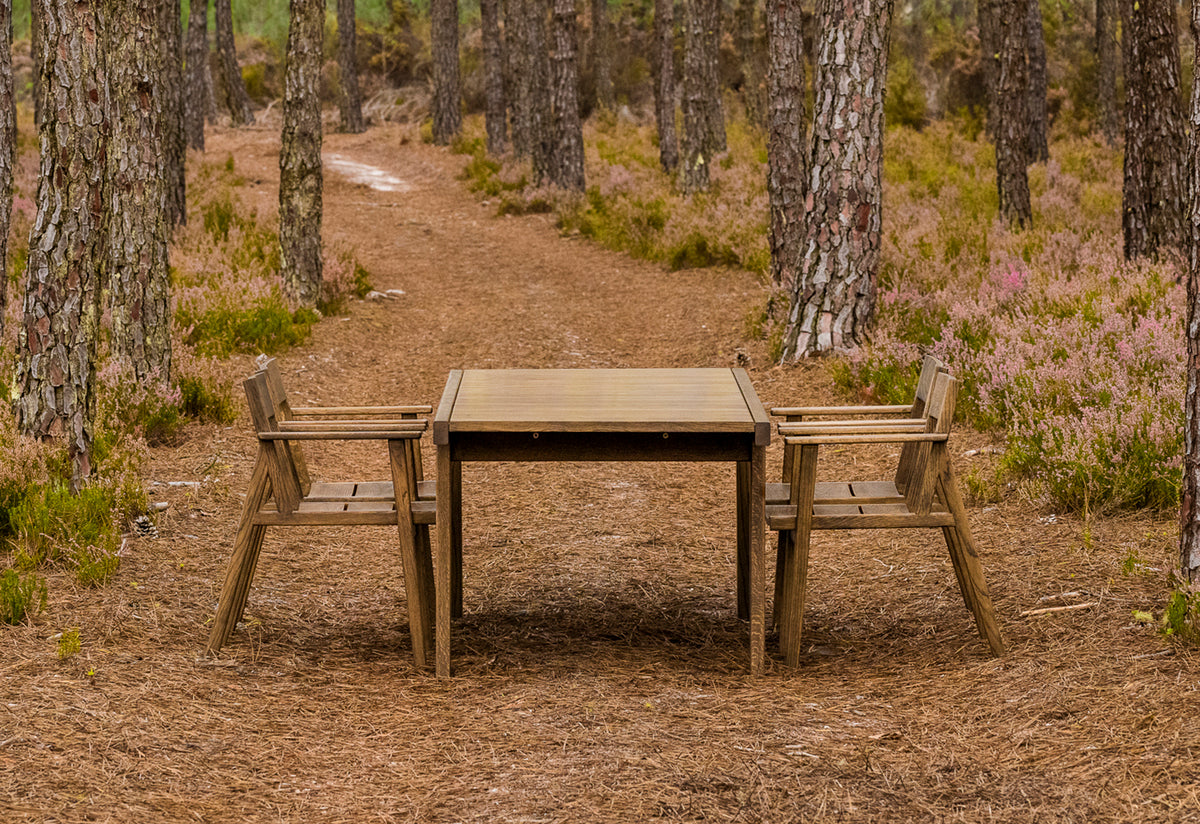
left=2, top=122, right=1198, bottom=822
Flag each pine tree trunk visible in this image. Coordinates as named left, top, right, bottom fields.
left=653, top=0, right=678, bottom=172
left=431, top=0, right=462, bottom=143
left=482, top=0, right=507, bottom=154
left=591, top=0, right=613, bottom=110
left=508, top=0, right=532, bottom=158
left=698, top=0, right=724, bottom=153
left=766, top=0, right=806, bottom=294
left=0, top=0, right=13, bottom=343
left=1181, top=0, right=1200, bottom=585
left=736, top=0, right=764, bottom=125
left=279, top=0, right=324, bottom=308
left=977, top=0, right=999, bottom=139
left=551, top=0, right=584, bottom=191
left=338, top=0, right=365, bottom=133
left=161, top=0, right=187, bottom=227
left=184, top=0, right=208, bottom=151
left=1096, top=0, right=1119, bottom=146
left=1025, top=0, right=1048, bottom=162
left=16, top=0, right=110, bottom=489
left=109, top=0, right=172, bottom=383
left=215, top=0, right=254, bottom=125
left=682, top=0, right=720, bottom=192
left=1122, top=0, right=1185, bottom=260
left=996, top=0, right=1031, bottom=228
left=779, top=0, right=892, bottom=360
left=30, top=1, right=41, bottom=126
left=527, top=0, right=554, bottom=184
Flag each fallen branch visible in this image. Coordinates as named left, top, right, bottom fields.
left=1020, top=601, right=1099, bottom=617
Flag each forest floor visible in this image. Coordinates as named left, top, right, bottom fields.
left=2, top=120, right=1199, bottom=823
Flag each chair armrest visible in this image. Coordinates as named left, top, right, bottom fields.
left=778, top=418, right=927, bottom=436
left=260, top=430, right=424, bottom=441
left=783, top=432, right=948, bottom=446
left=770, top=404, right=911, bottom=417
left=278, top=420, right=428, bottom=432
left=290, top=405, right=433, bottom=417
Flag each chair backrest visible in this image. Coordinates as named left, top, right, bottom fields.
left=896, top=355, right=948, bottom=493
left=260, top=359, right=311, bottom=494
left=902, top=371, right=958, bottom=516
left=910, top=355, right=945, bottom=416
left=244, top=369, right=304, bottom=514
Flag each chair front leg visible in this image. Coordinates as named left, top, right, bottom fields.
left=389, top=439, right=434, bottom=670
left=208, top=452, right=272, bottom=654
left=778, top=443, right=818, bottom=667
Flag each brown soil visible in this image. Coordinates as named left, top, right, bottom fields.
left=3, top=122, right=1198, bottom=823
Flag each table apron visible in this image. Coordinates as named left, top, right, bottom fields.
left=449, top=431, right=755, bottom=462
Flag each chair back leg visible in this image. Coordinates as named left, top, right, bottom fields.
left=937, top=463, right=1006, bottom=656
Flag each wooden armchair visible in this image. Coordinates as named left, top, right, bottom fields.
left=206, top=359, right=437, bottom=668
left=767, top=371, right=1005, bottom=666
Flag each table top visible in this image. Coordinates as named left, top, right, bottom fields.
left=434, top=368, right=770, bottom=445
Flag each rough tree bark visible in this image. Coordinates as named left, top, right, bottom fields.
left=977, top=0, right=999, bottom=139
left=1096, top=0, right=1119, bottom=146
left=16, top=0, right=110, bottom=489
left=215, top=0, right=254, bottom=125
left=550, top=0, right=584, bottom=191
left=779, top=0, right=892, bottom=360
left=699, top=0, right=724, bottom=153
left=653, top=0, right=679, bottom=172
left=1182, top=0, right=1200, bottom=585
left=482, top=0, right=507, bottom=154
left=591, top=0, right=613, bottom=110
left=0, top=0, right=13, bottom=342
left=161, top=0, right=186, bottom=227
left=184, top=0, right=208, bottom=151
left=338, top=0, right=365, bottom=133
left=1025, top=0, right=1048, bottom=162
left=527, top=0, right=554, bottom=184
left=766, top=0, right=806, bottom=294
left=279, top=0, right=324, bottom=308
left=736, top=0, right=765, bottom=125
left=109, top=0, right=172, bottom=382
left=682, top=0, right=724, bottom=192
left=1122, top=0, right=1185, bottom=260
left=431, top=0, right=462, bottom=143
left=30, top=1, right=41, bottom=125
left=996, top=0, right=1031, bottom=228
left=508, top=0, right=533, bottom=158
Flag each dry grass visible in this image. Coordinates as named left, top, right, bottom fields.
left=2, top=123, right=1198, bottom=823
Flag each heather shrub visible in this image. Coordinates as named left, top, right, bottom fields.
left=1, top=381, right=146, bottom=592
left=176, top=159, right=367, bottom=357
left=172, top=345, right=239, bottom=425
left=846, top=129, right=1181, bottom=515
left=96, top=360, right=185, bottom=446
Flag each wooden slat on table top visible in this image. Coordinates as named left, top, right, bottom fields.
left=445, top=368, right=763, bottom=433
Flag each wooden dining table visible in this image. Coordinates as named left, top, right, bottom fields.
left=432, top=368, right=770, bottom=677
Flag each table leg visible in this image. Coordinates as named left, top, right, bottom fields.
left=451, top=460, right=463, bottom=619
left=746, top=446, right=766, bottom=676
left=436, top=443, right=455, bottom=678
left=736, top=461, right=750, bottom=620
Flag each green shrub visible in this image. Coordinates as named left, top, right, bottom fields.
left=178, top=376, right=238, bottom=424
left=57, top=628, right=82, bottom=659
left=180, top=300, right=319, bottom=357
left=0, top=568, right=47, bottom=626
left=11, top=483, right=123, bottom=571
left=1162, top=587, right=1200, bottom=645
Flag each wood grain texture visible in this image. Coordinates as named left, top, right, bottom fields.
left=448, top=369, right=760, bottom=432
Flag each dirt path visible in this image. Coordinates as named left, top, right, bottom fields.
left=2, top=123, right=1197, bottom=823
